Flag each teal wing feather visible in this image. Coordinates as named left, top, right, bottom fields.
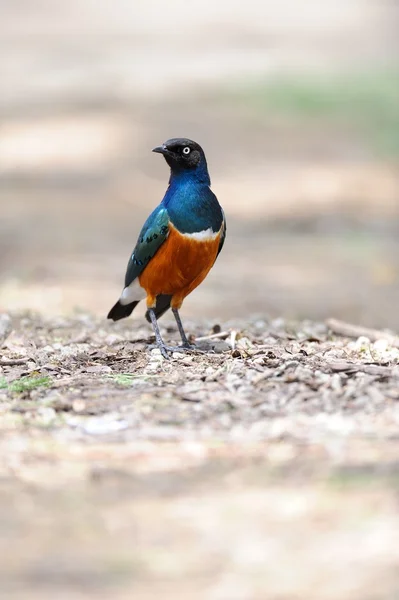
left=125, top=206, right=170, bottom=287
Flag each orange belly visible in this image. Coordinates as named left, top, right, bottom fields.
left=138, top=224, right=220, bottom=309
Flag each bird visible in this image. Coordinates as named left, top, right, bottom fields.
left=107, top=138, right=226, bottom=358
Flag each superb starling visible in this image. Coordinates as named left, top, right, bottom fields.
left=108, top=138, right=226, bottom=358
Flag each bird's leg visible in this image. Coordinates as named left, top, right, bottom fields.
left=148, top=308, right=171, bottom=359
left=172, top=309, right=205, bottom=353
left=172, top=308, right=192, bottom=348
left=148, top=308, right=190, bottom=358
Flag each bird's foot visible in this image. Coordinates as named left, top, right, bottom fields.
left=180, top=341, right=196, bottom=350
left=149, top=342, right=204, bottom=358
left=184, top=345, right=206, bottom=354
left=148, top=342, right=173, bottom=358
left=163, top=343, right=205, bottom=355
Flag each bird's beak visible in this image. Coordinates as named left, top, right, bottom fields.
left=152, top=144, right=167, bottom=155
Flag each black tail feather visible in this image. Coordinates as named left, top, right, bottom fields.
left=145, top=294, right=172, bottom=323
left=107, top=300, right=140, bottom=322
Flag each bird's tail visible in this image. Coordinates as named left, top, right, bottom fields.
left=145, top=294, right=172, bottom=323
left=107, top=300, right=140, bottom=322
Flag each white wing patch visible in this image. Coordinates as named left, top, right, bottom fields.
left=119, top=279, right=146, bottom=306
left=181, top=227, right=219, bottom=241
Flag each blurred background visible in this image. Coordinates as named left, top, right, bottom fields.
left=1, top=0, right=399, bottom=328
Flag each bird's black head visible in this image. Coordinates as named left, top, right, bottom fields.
left=152, top=138, right=209, bottom=183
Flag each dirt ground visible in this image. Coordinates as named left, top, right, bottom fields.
left=1, top=312, right=399, bottom=600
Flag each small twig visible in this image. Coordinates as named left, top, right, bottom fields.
left=326, top=318, right=399, bottom=348
left=179, top=395, right=202, bottom=403
left=324, top=359, right=399, bottom=378
left=0, top=358, right=29, bottom=366
left=230, top=330, right=237, bottom=351
left=195, top=330, right=230, bottom=342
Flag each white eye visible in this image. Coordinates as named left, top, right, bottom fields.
left=182, top=146, right=191, bottom=155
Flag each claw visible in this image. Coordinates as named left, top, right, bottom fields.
left=182, top=344, right=205, bottom=354
left=181, top=341, right=195, bottom=350
left=169, top=343, right=205, bottom=355
left=152, top=342, right=205, bottom=358
left=159, top=344, right=171, bottom=359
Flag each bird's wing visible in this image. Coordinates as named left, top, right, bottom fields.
left=216, top=208, right=226, bottom=259
left=124, top=206, right=170, bottom=287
